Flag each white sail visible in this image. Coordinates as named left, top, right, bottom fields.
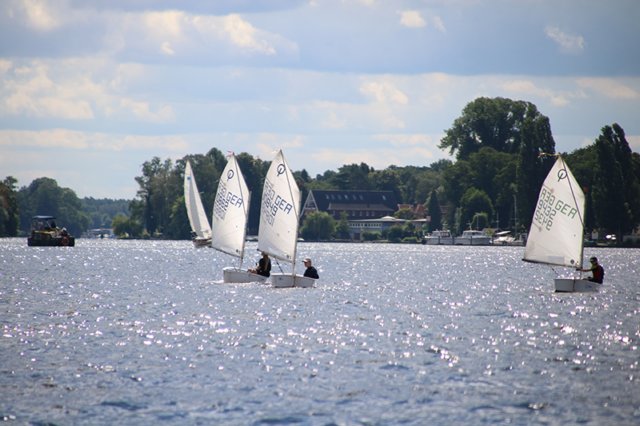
left=523, top=156, right=585, bottom=269
left=184, top=160, right=212, bottom=240
left=257, top=150, right=301, bottom=265
left=211, top=154, right=250, bottom=262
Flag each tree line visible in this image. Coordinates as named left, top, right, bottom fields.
left=2, top=97, right=639, bottom=245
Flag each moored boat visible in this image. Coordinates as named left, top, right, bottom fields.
left=423, top=230, right=454, bottom=245
left=455, top=229, right=492, bottom=245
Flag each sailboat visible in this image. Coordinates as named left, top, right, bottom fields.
left=523, top=155, right=599, bottom=292
left=211, top=154, right=267, bottom=283
left=184, top=160, right=212, bottom=248
left=257, top=150, right=316, bottom=288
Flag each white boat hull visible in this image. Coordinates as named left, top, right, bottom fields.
left=424, top=237, right=454, bottom=245
left=554, top=278, right=600, bottom=293
left=455, top=237, right=492, bottom=245
left=222, top=267, right=268, bottom=283
left=271, top=273, right=316, bottom=288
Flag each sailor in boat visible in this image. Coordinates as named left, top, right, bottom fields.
left=302, top=257, right=319, bottom=279
left=576, top=256, right=604, bottom=284
left=249, top=252, right=271, bottom=277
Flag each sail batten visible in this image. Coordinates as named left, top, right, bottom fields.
left=523, top=156, right=585, bottom=269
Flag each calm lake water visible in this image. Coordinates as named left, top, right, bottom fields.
left=1, top=238, right=638, bottom=425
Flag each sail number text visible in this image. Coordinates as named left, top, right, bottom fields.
left=213, top=183, right=243, bottom=220
left=533, top=186, right=579, bottom=231
left=262, top=179, right=294, bottom=225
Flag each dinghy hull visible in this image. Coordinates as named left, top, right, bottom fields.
left=223, top=267, right=268, bottom=283
left=554, top=278, right=599, bottom=293
left=271, top=273, right=316, bottom=288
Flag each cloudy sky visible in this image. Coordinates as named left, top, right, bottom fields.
left=1, top=0, right=639, bottom=199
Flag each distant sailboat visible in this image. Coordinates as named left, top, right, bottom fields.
left=211, top=154, right=267, bottom=283
left=523, top=155, right=599, bottom=292
left=257, top=150, right=316, bottom=288
left=184, top=160, right=212, bottom=248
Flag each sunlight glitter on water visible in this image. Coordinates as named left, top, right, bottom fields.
left=0, top=238, right=638, bottom=424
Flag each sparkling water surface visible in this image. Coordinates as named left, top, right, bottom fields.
left=1, top=238, right=638, bottom=425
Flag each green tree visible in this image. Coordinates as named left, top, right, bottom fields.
left=471, top=212, right=489, bottom=230
left=133, top=157, right=174, bottom=236
left=565, top=146, right=599, bottom=233
left=516, top=114, right=556, bottom=231
left=0, top=177, right=19, bottom=237
left=386, top=224, right=404, bottom=243
left=440, top=97, right=554, bottom=161
left=370, top=168, right=403, bottom=202
left=394, top=207, right=415, bottom=220
left=329, top=163, right=373, bottom=190
left=334, top=211, right=351, bottom=240
left=18, top=177, right=89, bottom=236
left=426, top=189, right=442, bottom=232
left=442, top=160, right=474, bottom=228
left=459, top=188, right=493, bottom=232
left=300, top=211, right=336, bottom=241
left=82, top=197, right=130, bottom=229
left=592, top=124, right=636, bottom=240
left=112, top=214, right=143, bottom=238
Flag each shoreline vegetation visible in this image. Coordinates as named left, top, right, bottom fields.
left=2, top=99, right=639, bottom=248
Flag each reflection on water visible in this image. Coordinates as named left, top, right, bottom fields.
left=1, top=238, right=638, bottom=424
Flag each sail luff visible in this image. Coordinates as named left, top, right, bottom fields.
left=523, top=155, right=585, bottom=268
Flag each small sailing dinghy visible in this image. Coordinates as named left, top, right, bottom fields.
left=257, top=150, right=316, bottom=288
left=523, top=155, right=599, bottom=292
left=211, top=154, right=267, bottom=283
left=184, top=160, right=212, bottom=248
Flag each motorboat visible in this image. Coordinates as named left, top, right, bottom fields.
left=423, top=230, right=454, bottom=245
left=455, top=229, right=492, bottom=245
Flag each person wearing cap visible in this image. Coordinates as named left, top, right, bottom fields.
left=302, top=257, right=319, bottom=279
left=577, top=256, right=604, bottom=284
left=249, top=252, right=271, bottom=277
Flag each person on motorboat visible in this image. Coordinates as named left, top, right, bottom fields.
left=249, top=252, right=271, bottom=277
left=577, top=256, right=604, bottom=284
left=302, top=257, right=319, bottom=279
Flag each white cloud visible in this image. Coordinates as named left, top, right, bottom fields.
left=0, top=59, right=181, bottom=122
left=360, top=80, right=408, bottom=105
left=0, top=129, right=188, bottom=152
left=107, top=10, right=288, bottom=61
left=1, top=61, right=95, bottom=119
left=322, top=110, right=348, bottom=129
left=222, top=14, right=276, bottom=55
left=0, top=59, right=12, bottom=73
left=431, top=15, right=446, bottom=33
left=120, top=98, right=175, bottom=123
left=545, top=26, right=585, bottom=53
left=576, top=78, right=639, bottom=100
left=14, top=0, right=62, bottom=31
left=161, top=42, right=175, bottom=56
left=398, top=10, right=445, bottom=32
left=502, top=79, right=570, bottom=107
left=399, top=10, right=426, bottom=28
